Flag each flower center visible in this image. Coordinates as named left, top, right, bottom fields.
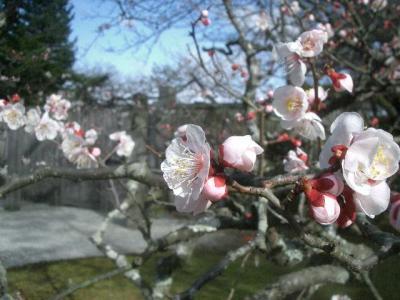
left=7, top=110, right=18, bottom=122
left=167, top=145, right=203, bottom=186
left=286, top=97, right=302, bottom=112
left=302, top=37, right=316, bottom=51
left=368, top=145, right=389, bottom=178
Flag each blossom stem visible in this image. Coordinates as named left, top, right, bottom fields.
left=308, top=58, right=320, bottom=112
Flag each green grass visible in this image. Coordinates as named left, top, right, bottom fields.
left=7, top=251, right=400, bottom=299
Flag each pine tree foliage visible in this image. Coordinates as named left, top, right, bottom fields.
left=0, top=0, right=75, bottom=105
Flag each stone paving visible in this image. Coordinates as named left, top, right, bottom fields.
left=0, top=204, right=186, bottom=268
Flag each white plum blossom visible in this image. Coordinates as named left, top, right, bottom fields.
left=272, top=85, right=308, bottom=121
left=316, top=23, right=334, bottom=39
left=371, top=0, right=387, bottom=11
left=35, top=112, right=60, bottom=141
left=161, top=124, right=211, bottom=215
left=275, top=42, right=306, bottom=86
left=353, top=181, right=390, bottom=217
left=319, top=112, right=365, bottom=169
left=290, top=1, right=301, bottom=14
left=2, top=103, right=25, bottom=130
left=319, top=112, right=400, bottom=217
left=45, top=94, right=71, bottom=120
left=297, top=29, right=328, bottom=57
left=342, top=128, right=400, bottom=195
left=281, top=112, right=326, bottom=140
left=109, top=131, right=135, bottom=157
left=275, top=29, right=328, bottom=86
left=24, top=107, right=41, bottom=133
left=255, top=11, right=268, bottom=31
left=69, top=147, right=100, bottom=169
left=305, top=86, right=328, bottom=104
left=283, top=148, right=309, bottom=173
left=85, top=129, right=98, bottom=145
left=61, top=125, right=100, bottom=168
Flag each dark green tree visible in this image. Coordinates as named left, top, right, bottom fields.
left=0, top=0, right=75, bottom=105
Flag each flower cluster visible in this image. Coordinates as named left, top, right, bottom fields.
left=0, top=94, right=135, bottom=169
left=161, top=124, right=263, bottom=215
left=305, top=112, right=400, bottom=226
left=272, top=29, right=354, bottom=143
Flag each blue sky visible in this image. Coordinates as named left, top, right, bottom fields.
left=71, top=0, right=189, bottom=78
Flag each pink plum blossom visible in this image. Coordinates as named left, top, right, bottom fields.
left=307, top=189, right=341, bottom=225
left=161, top=124, right=211, bottom=214
left=272, top=85, right=308, bottom=121
left=220, top=135, right=264, bottom=172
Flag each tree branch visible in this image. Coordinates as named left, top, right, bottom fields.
left=246, top=265, right=349, bottom=300
left=0, top=163, right=165, bottom=198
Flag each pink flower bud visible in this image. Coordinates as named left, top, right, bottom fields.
left=290, top=137, right=302, bottom=147
left=201, top=17, right=211, bottom=26
left=389, top=200, right=400, bottom=232
left=11, top=93, right=21, bottom=103
left=220, top=135, right=264, bottom=172
left=370, top=117, right=379, bottom=127
left=311, top=173, right=344, bottom=196
left=325, top=68, right=353, bottom=93
left=231, top=63, right=240, bottom=71
left=277, top=133, right=290, bottom=142
left=246, top=111, right=256, bottom=120
left=309, top=193, right=341, bottom=225
left=202, top=176, right=228, bottom=201
left=91, top=147, right=101, bottom=157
